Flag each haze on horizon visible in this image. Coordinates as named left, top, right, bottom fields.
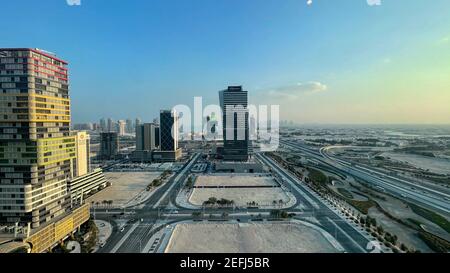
left=3, top=0, right=449, bottom=124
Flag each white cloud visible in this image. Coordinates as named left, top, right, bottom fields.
left=268, top=82, right=328, bottom=99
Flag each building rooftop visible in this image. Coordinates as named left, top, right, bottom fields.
left=225, top=86, right=243, bottom=92
left=0, top=48, right=68, bottom=64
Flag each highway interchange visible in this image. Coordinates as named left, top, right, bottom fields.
left=280, top=140, right=450, bottom=217
left=93, top=141, right=392, bottom=253
left=93, top=137, right=450, bottom=253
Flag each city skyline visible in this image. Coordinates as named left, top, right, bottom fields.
left=2, top=1, right=450, bottom=260
left=2, top=0, right=449, bottom=124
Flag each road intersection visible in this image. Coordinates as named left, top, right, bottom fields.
left=94, top=148, right=385, bottom=253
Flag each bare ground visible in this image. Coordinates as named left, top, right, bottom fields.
left=165, top=222, right=339, bottom=253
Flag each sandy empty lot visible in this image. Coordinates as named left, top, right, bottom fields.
left=195, top=175, right=277, bottom=187
left=87, top=172, right=161, bottom=206
left=189, top=174, right=289, bottom=207
left=165, top=222, right=339, bottom=253
left=189, top=187, right=290, bottom=207
left=381, top=152, right=450, bottom=175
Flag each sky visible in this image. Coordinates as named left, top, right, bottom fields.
left=2, top=0, right=450, bottom=124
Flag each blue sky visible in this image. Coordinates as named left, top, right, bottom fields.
left=2, top=0, right=450, bottom=124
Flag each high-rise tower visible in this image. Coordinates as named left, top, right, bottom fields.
left=0, top=48, right=75, bottom=228
left=152, top=110, right=181, bottom=162
left=219, top=86, right=249, bottom=161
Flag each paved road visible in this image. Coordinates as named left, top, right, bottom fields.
left=281, top=140, right=450, bottom=216
left=97, top=151, right=374, bottom=253
left=97, top=153, right=201, bottom=253
left=256, top=153, right=371, bottom=253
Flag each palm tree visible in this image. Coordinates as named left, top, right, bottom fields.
left=278, top=199, right=284, bottom=207
left=377, top=226, right=384, bottom=235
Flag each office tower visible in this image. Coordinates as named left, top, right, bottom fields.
left=136, top=125, right=143, bottom=150
left=136, top=123, right=158, bottom=151
left=71, top=131, right=90, bottom=178
left=219, top=86, right=249, bottom=161
left=99, top=118, right=106, bottom=132
left=152, top=110, right=181, bottom=162
left=107, top=118, right=114, bottom=132
left=99, top=132, right=119, bottom=159
left=205, top=112, right=218, bottom=140
left=250, top=115, right=256, bottom=139
left=132, top=123, right=159, bottom=163
left=160, top=110, right=178, bottom=151
left=154, top=126, right=160, bottom=148
left=0, top=48, right=75, bottom=228
left=126, top=118, right=133, bottom=134
left=118, top=120, right=126, bottom=136
left=135, top=118, right=141, bottom=133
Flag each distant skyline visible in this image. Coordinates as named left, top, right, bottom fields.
left=3, top=0, right=450, bottom=124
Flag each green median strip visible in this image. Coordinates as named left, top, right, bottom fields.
left=408, top=203, right=450, bottom=234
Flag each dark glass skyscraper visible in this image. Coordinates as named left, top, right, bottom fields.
left=99, top=132, right=119, bottom=159
left=160, top=110, right=178, bottom=151
left=151, top=110, right=181, bottom=162
left=219, top=86, right=249, bottom=161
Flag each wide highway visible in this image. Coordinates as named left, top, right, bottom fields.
left=281, top=140, right=450, bottom=217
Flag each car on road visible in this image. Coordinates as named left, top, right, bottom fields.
left=120, top=227, right=125, bottom=232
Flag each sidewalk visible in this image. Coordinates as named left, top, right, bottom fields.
left=175, top=188, right=200, bottom=209
left=123, top=174, right=175, bottom=208
left=93, top=220, right=113, bottom=252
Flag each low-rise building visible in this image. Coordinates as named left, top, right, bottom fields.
left=68, top=169, right=108, bottom=206
left=152, top=149, right=182, bottom=162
